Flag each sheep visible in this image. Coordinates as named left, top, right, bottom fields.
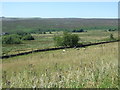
left=62, top=49, right=66, bottom=53
left=62, top=49, right=67, bottom=54
left=83, top=47, right=86, bottom=51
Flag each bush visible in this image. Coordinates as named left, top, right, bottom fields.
left=49, top=32, right=52, bottom=34
left=54, top=32, right=79, bottom=47
left=16, top=31, right=28, bottom=36
left=108, top=29, right=117, bottom=32
left=72, top=29, right=86, bottom=32
left=110, top=34, right=115, bottom=40
left=22, top=34, right=35, bottom=40
left=2, top=34, right=22, bottom=44
left=16, top=31, right=35, bottom=40
left=2, top=32, right=35, bottom=44
left=43, top=32, right=46, bottom=34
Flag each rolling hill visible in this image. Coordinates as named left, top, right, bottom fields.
left=2, top=17, right=118, bottom=33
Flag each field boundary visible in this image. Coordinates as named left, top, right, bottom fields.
left=1, top=40, right=120, bottom=59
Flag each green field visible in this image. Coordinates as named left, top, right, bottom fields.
left=2, top=42, right=118, bottom=88
left=2, top=30, right=118, bottom=56
left=1, top=18, right=119, bottom=88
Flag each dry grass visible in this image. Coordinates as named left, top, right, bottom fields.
left=2, top=42, right=118, bottom=88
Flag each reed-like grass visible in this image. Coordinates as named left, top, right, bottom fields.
left=2, top=42, right=118, bottom=88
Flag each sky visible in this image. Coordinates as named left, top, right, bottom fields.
left=2, top=2, right=118, bottom=18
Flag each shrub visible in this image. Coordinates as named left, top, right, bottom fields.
left=72, top=29, right=86, bottom=32
left=49, top=32, right=52, bottom=34
left=16, top=31, right=35, bottom=40
left=22, top=34, right=34, bottom=40
left=54, top=32, right=79, bottom=47
left=108, top=29, right=117, bottom=32
left=16, top=31, right=28, bottom=36
left=43, top=32, right=46, bottom=34
left=110, top=34, right=115, bottom=40
left=2, top=34, right=22, bottom=44
left=2, top=32, right=35, bottom=44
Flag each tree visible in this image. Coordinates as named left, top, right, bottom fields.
left=22, top=34, right=35, bottom=40
left=54, top=32, right=79, bottom=47
left=2, top=34, right=22, bottom=44
left=2, top=33, right=35, bottom=44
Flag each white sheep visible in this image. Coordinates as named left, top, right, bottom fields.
left=62, top=49, right=66, bottom=53
left=62, top=49, right=67, bottom=54
left=83, top=47, right=86, bottom=51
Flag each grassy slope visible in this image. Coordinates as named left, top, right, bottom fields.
left=2, top=42, right=118, bottom=88
left=2, top=18, right=117, bottom=33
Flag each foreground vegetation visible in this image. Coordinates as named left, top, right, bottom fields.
left=1, top=17, right=118, bottom=88
left=2, top=42, right=118, bottom=88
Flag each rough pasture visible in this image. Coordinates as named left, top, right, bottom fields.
left=2, top=30, right=118, bottom=56
left=2, top=42, right=118, bottom=88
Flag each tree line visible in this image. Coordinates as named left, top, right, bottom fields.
left=2, top=32, right=34, bottom=44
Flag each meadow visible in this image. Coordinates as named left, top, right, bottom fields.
left=2, top=42, right=118, bottom=88
left=2, top=30, right=118, bottom=56
left=2, top=18, right=119, bottom=88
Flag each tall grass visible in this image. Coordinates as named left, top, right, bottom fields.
left=2, top=42, right=118, bottom=88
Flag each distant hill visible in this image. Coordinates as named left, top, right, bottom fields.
left=2, top=17, right=118, bottom=33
